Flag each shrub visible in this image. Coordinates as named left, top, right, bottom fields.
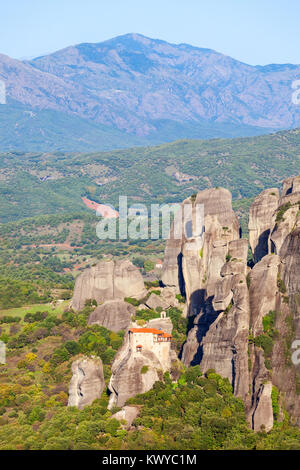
left=144, top=260, right=155, bottom=272
left=125, top=297, right=140, bottom=307
left=277, top=278, right=287, bottom=294
left=64, top=340, right=81, bottom=356
left=271, top=386, right=280, bottom=421
left=176, top=294, right=185, bottom=303
left=275, top=202, right=291, bottom=223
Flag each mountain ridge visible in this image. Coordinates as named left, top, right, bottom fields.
left=1, top=33, right=300, bottom=150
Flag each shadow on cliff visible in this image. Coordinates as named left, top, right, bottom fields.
left=179, top=290, right=220, bottom=366
left=253, top=229, right=270, bottom=263
left=177, top=253, right=186, bottom=297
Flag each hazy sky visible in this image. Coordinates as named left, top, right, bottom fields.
left=1, top=0, right=299, bottom=64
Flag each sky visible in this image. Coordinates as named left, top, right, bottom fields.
left=0, top=0, right=299, bottom=65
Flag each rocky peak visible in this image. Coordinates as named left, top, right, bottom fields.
left=162, top=176, right=300, bottom=431
left=71, top=259, right=146, bottom=311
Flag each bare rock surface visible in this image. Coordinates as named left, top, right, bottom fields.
left=249, top=254, right=280, bottom=336
left=162, top=188, right=240, bottom=317
left=68, top=357, right=104, bottom=409
left=251, top=382, right=274, bottom=432
left=145, top=293, right=169, bottom=311
left=165, top=177, right=300, bottom=431
left=111, top=406, right=140, bottom=429
left=88, top=299, right=136, bottom=332
left=249, top=189, right=279, bottom=263
left=71, top=259, right=146, bottom=311
left=108, top=345, right=162, bottom=408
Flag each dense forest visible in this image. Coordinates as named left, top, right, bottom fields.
left=1, top=301, right=300, bottom=450
left=0, top=129, right=299, bottom=223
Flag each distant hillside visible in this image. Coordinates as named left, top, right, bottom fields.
left=0, top=101, right=146, bottom=152
left=1, top=34, right=300, bottom=150
left=0, top=128, right=299, bottom=224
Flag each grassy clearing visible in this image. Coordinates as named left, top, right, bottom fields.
left=0, top=301, right=69, bottom=319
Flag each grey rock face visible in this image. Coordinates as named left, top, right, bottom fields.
left=71, top=259, right=146, bottom=311
left=273, top=227, right=300, bottom=425
left=249, top=189, right=279, bottom=263
left=145, top=287, right=178, bottom=311
left=248, top=176, right=300, bottom=428
left=68, top=357, right=104, bottom=409
left=162, top=188, right=240, bottom=317
left=109, top=348, right=162, bottom=408
left=165, top=177, right=300, bottom=431
left=88, top=299, right=136, bottom=332
left=161, top=237, right=182, bottom=291
left=145, top=293, right=169, bottom=311
left=249, top=254, right=281, bottom=336
left=251, top=382, right=274, bottom=432
left=163, top=188, right=250, bottom=401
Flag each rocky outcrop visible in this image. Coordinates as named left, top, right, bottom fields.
left=280, top=228, right=300, bottom=330
left=108, top=317, right=174, bottom=408
left=246, top=177, right=300, bottom=429
left=162, top=188, right=240, bottom=317
left=271, top=227, right=300, bottom=426
left=270, top=204, right=300, bottom=255
left=145, top=293, right=169, bottom=311
left=111, top=406, right=140, bottom=430
left=182, top=244, right=250, bottom=401
left=163, top=188, right=247, bottom=395
left=88, top=299, right=136, bottom=332
left=145, top=287, right=179, bottom=311
left=249, top=254, right=281, bottom=336
left=251, top=382, right=274, bottom=433
left=164, top=176, right=300, bottom=432
left=249, top=189, right=279, bottom=263
left=281, top=175, right=300, bottom=198
left=108, top=345, right=162, bottom=408
left=71, top=259, right=146, bottom=311
left=161, top=237, right=182, bottom=291
left=68, top=357, right=104, bottom=409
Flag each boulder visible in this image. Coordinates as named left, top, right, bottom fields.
left=111, top=406, right=140, bottom=430
left=88, top=299, right=136, bottom=332
left=145, top=293, right=168, bottom=311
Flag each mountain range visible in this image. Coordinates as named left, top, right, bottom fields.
left=1, top=33, right=300, bottom=151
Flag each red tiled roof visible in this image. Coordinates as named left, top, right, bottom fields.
left=129, top=328, right=171, bottom=338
